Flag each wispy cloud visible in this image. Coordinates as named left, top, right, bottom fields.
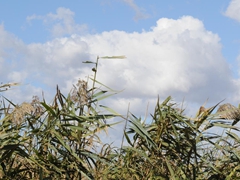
left=26, top=7, right=87, bottom=37
left=122, top=0, right=149, bottom=21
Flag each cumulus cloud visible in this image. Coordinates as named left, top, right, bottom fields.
left=224, top=0, right=240, bottom=22
left=1, top=13, right=237, bottom=117
left=0, top=24, right=26, bottom=82
left=26, top=7, right=88, bottom=37
left=122, top=0, right=149, bottom=21
left=2, top=12, right=240, bottom=146
left=1, top=2, right=239, bottom=148
left=80, top=16, right=233, bottom=107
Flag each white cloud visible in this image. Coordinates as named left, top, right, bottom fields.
left=1, top=14, right=238, bottom=116
left=231, top=55, right=240, bottom=103
left=224, top=0, right=240, bottom=22
left=224, top=0, right=240, bottom=104
left=26, top=7, right=88, bottom=37
left=80, top=16, right=233, bottom=106
left=8, top=71, right=28, bottom=83
left=0, top=24, right=26, bottom=82
left=2, top=12, right=240, bottom=146
left=26, top=14, right=42, bottom=23
left=122, top=0, right=149, bottom=20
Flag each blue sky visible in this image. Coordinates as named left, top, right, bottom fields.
left=1, top=1, right=239, bottom=63
left=1, top=0, right=240, bottom=119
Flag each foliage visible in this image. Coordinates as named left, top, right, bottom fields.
left=94, top=97, right=240, bottom=180
left=1, top=56, right=240, bottom=179
left=0, top=57, right=121, bottom=179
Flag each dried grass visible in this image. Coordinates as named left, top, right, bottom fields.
left=11, top=102, right=35, bottom=124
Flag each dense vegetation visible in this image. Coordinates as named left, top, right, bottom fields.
left=1, top=56, right=240, bottom=179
